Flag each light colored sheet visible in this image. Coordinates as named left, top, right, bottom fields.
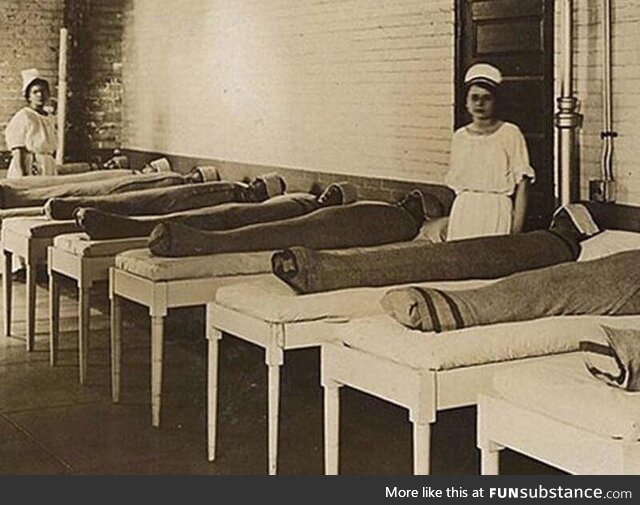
left=2, top=216, right=79, bottom=239
left=332, top=314, right=640, bottom=371
left=53, top=233, right=149, bottom=258
left=214, top=276, right=493, bottom=324
left=492, top=353, right=640, bottom=441
left=115, top=248, right=275, bottom=282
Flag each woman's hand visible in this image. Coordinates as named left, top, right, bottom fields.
left=512, top=178, right=530, bottom=233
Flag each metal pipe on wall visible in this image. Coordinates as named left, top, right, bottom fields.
left=599, top=0, right=616, bottom=199
left=55, top=27, right=69, bottom=167
left=554, top=0, right=581, bottom=207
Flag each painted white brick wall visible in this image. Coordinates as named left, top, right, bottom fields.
left=122, top=0, right=455, bottom=183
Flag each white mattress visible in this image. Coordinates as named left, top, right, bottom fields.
left=2, top=216, right=79, bottom=239
left=114, top=248, right=275, bottom=282
left=54, top=233, right=148, bottom=258
left=492, top=353, right=640, bottom=441
left=214, top=276, right=493, bottom=324
left=332, top=314, right=640, bottom=371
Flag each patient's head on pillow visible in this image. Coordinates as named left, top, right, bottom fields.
left=397, top=190, right=428, bottom=226
left=186, top=166, right=220, bottom=184
left=317, top=182, right=358, bottom=206
left=249, top=173, right=287, bottom=202
left=550, top=203, right=600, bottom=243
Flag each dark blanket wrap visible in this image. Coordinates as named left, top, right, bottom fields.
left=45, top=180, right=253, bottom=220
left=272, top=229, right=580, bottom=293
left=0, top=169, right=134, bottom=208
left=381, top=250, right=640, bottom=332
left=78, top=193, right=323, bottom=240
left=1, top=173, right=184, bottom=209
left=148, top=201, right=421, bottom=257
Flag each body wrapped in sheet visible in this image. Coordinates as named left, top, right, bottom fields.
left=382, top=250, right=640, bottom=332
left=76, top=192, right=324, bottom=239
left=1, top=172, right=184, bottom=209
left=149, top=201, right=421, bottom=257
left=45, top=180, right=254, bottom=220
left=273, top=229, right=579, bottom=293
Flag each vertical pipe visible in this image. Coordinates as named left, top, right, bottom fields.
left=55, top=28, right=68, bottom=166
left=600, top=0, right=614, bottom=182
left=555, top=0, right=580, bottom=207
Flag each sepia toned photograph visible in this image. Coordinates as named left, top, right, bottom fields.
left=0, top=0, right=639, bottom=477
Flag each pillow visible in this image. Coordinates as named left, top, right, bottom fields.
left=414, top=216, right=448, bottom=243
left=577, top=230, right=640, bottom=262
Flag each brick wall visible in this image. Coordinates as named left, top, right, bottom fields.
left=0, top=0, right=124, bottom=167
left=0, top=0, right=65, bottom=153
left=122, top=0, right=455, bottom=184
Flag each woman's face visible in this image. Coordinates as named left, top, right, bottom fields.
left=466, top=84, right=495, bottom=121
left=28, top=82, right=49, bottom=109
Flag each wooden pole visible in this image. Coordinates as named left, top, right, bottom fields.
left=55, top=27, right=68, bottom=166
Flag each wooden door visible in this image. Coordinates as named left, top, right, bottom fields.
left=456, top=0, right=555, bottom=229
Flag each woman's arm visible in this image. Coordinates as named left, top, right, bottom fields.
left=512, top=178, right=530, bottom=233
left=11, top=147, right=30, bottom=176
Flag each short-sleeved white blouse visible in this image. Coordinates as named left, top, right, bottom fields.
left=5, top=106, right=57, bottom=154
left=445, top=121, right=535, bottom=196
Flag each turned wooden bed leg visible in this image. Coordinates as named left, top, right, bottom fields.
left=25, top=259, right=36, bottom=352
left=78, top=281, right=92, bottom=384
left=110, top=292, right=122, bottom=404
left=207, top=329, right=222, bottom=462
left=3, top=250, right=13, bottom=338
left=151, top=314, right=165, bottom=428
left=265, top=324, right=285, bottom=475
left=49, top=268, right=60, bottom=366
left=323, top=379, right=341, bottom=475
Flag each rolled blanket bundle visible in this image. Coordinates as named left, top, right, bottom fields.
left=45, top=180, right=249, bottom=220
left=149, top=201, right=421, bottom=257
left=76, top=192, right=322, bottom=240
left=381, top=249, right=640, bottom=333
left=1, top=172, right=184, bottom=209
left=272, top=229, right=579, bottom=294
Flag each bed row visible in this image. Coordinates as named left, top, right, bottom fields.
left=1, top=162, right=640, bottom=475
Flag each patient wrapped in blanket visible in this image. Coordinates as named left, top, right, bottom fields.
left=0, top=172, right=186, bottom=209
left=381, top=249, right=640, bottom=333
left=271, top=204, right=593, bottom=293
left=75, top=182, right=357, bottom=240
left=44, top=173, right=288, bottom=220
left=147, top=190, right=429, bottom=257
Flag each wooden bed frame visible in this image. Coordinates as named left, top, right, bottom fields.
left=109, top=267, right=270, bottom=428
left=204, top=202, right=640, bottom=475
left=320, top=201, right=640, bottom=475
left=47, top=236, right=147, bottom=384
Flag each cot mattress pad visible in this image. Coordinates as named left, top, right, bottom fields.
left=2, top=216, right=79, bottom=239
left=213, top=276, right=492, bottom=324
left=492, top=351, right=640, bottom=441
left=114, top=248, right=274, bottom=281
left=53, top=233, right=149, bottom=258
left=329, top=314, right=640, bottom=371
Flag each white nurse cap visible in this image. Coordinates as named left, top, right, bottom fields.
left=22, top=68, right=43, bottom=93
left=464, top=63, right=503, bottom=88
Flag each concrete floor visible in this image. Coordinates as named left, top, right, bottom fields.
left=0, top=274, right=562, bottom=475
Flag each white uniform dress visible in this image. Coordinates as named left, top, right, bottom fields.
left=4, top=107, right=57, bottom=178
left=445, top=121, right=535, bottom=241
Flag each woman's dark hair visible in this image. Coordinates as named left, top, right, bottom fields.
left=24, top=78, right=50, bottom=101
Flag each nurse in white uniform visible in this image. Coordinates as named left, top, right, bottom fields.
left=445, top=63, right=535, bottom=241
left=4, top=68, right=58, bottom=179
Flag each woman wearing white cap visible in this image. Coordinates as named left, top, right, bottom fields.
left=445, top=63, right=535, bottom=241
left=4, top=69, right=57, bottom=178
